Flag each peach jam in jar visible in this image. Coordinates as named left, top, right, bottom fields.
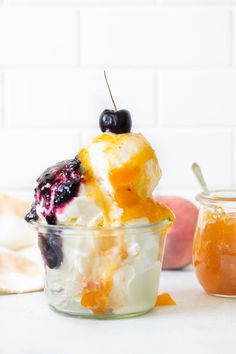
left=193, top=190, right=236, bottom=297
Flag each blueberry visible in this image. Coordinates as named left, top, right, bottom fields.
left=38, top=233, right=63, bottom=269
left=99, top=109, right=132, bottom=134
left=45, top=213, right=57, bottom=226
left=25, top=204, right=38, bottom=223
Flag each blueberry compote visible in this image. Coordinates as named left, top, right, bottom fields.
left=25, top=157, right=82, bottom=269
left=25, top=157, right=82, bottom=225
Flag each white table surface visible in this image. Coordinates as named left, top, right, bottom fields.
left=0, top=268, right=235, bottom=354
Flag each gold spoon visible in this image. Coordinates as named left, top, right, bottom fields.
left=192, top=162, right=209, bottom=194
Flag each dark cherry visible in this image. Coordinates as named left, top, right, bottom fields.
left=99, top=109, right=132, bottom=134
left=38, top=233, right=63, bottom=269
left=100, top=71, right=132, bottom=135
left=25, top=157, right=82, bottom=225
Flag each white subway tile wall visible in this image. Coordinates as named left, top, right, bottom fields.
left=0, top=0, right=235, bottom=202
left=0, top=130, right=81, bottom=190
left=5, top=69, right=156, bottom=128
left=0, top=7, right=79, bottom=67
left=146, top=129, right=233, bottom=189
left=82, top=8, right=230, bottom=67
left=158, top=70, right=236, bottom=126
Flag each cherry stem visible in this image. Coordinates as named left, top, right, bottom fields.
left=104, top=70, right=117, bottom=112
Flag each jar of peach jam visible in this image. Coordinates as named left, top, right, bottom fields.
left=193, top=190, right=236, bottom=297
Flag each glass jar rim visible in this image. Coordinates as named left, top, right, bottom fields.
left=28, top=218, right=172, bottom=235
left=196, top=189, right=236, bottom=205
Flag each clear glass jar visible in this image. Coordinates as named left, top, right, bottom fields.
left=31, top=220, right=171, bottom=319
left=193, top=190, right=236, bottom=297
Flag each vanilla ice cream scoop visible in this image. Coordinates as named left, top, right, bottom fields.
left=79, top=132, right=170, bottom=226
left=82, top=132, right=161, bottom=198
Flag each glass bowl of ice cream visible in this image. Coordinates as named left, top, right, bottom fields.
left=25, top=73, right=174, bottom=318
left=32, top=220, right=170, bottom=318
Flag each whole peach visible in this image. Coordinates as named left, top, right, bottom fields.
left=157, top=196, right=198, bottom=270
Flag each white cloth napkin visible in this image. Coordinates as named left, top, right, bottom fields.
left=0, top=195, right=43, bottom=294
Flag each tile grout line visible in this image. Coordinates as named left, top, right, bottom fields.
left=0, top=65, right=235, bottom=71
left=1, top=1, right=157, bottom=8
left=2, top=1, right=236, bottom=8
left=157, top=2, right=236, bottom=7
left=230, top=8, right=234, bottom=66
left=3, top=125, right=236, bottom=132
